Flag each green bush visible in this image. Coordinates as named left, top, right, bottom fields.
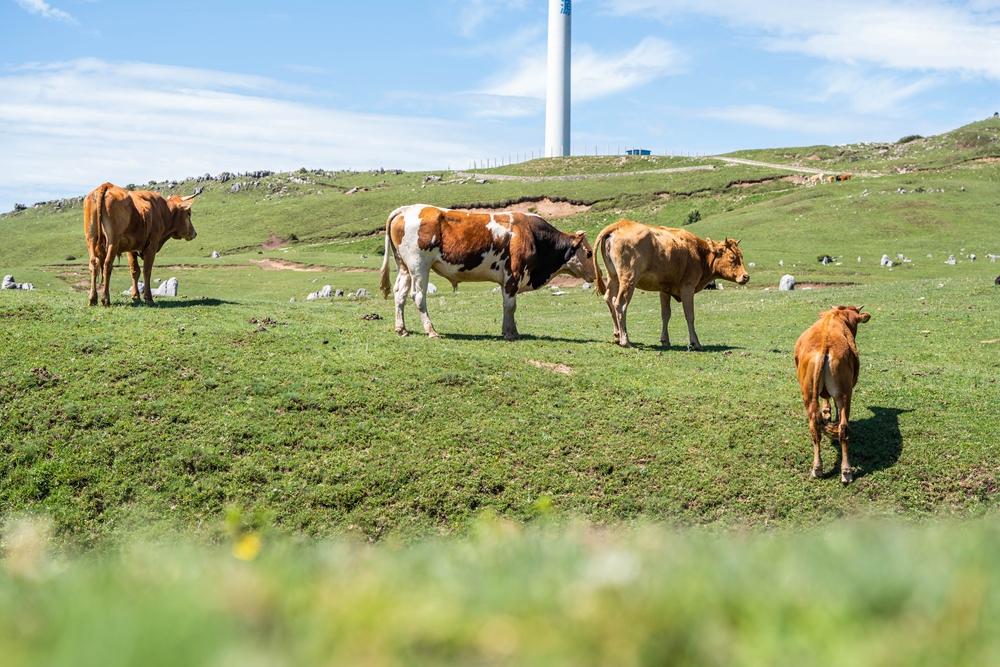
left=898, top=135, right=923, bottom=144
left=686, top=209, right=701, bottom=225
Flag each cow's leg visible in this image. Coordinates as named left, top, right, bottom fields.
left=613, top=277, right=636, bottom=348
left=821, top=398, right=832, bottom=422
left=100, top=245, right=117, bottom=306
left=805, top=398, right=824, bottom=478
left=88, top=250, right=102, bottom=307
left=659, top=292, right=672, bottom=347
left=835, top=392, right=853, bottom=484
left=409, top=263, right=439, bottom=339
left=127, top=252, right=142, bottom=301
left=141, top=251, right=156, bottom=303
left=680, top=286, right=701, bottom=350
left=502, top=288, right=519, bottom=341
left=603, top=274, right=621, bottom=344
left=393, top=265, right=412, bottom=336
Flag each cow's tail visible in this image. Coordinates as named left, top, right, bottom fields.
left=94, top=183, right=110, bottom=274
left=593, top=227, right=613, bottom=296
left=379, top=206, right=405, bottom=298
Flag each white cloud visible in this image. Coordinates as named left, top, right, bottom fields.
left=14, top=0, right=78, bottom=24
left=698, top=104, right=866, bottom=135
left=813, top=70, right=941, bottom=115
left=602, top=0, right=1000, bottom=79
left=453, top=0, right=530, bottom=38
left=0, top=59, right=513, bottom=210
left=481, top=36, right=683, bottom=110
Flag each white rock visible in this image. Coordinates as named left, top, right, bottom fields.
left=748, top=262, right=755, bottom=268
left=779, top=274, right=795, bottom=291
left=427, top=283, right=438, bottom=294
left=492, top=286, right=502, bottom=292
left=779, top=260, right=784, bottom=266
left=307, top=292, right=319, bottom=300
left=881, top=254, right=893, bottom=267
left=970, top=254, right=976, bottom=261
left=152, top=277, right=178, bottom=297
left=356, top=288, right=370, bottom=297
left=290, top=297, right=296, bottom=303
left=857, top=257, right=862, bottom=263
left=2, top=275, right=17, bottom=290
left=335, top=289, right=344, bottom=297
left=211, top=251, right=221, bottom=258
left=318, top=285, right=332, bottom=298
left=581, top=282, right=591, bottom=290
left=945, top=255, right=956, bottom=265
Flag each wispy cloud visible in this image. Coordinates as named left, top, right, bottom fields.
left=0, top=59, right=516, bottom=210
left=452, top=0, right=530, bottom=38
left=481, top=36, right=684, bottom=112
left=602, top=0, right=1000, bottom=79
left=813, top=70, right=941, bottom=115
left=698, top=104, right=866, bottom=135
left=14, top=0, right=78, bottom=24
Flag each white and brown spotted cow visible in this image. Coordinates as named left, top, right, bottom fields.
left=379, top=204, right=595, bottom=340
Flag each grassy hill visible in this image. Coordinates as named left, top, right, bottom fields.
left=2, top=118, right=1000, bottom=665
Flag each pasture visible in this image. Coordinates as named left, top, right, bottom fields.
left=1, top=119, right=999, bottom=664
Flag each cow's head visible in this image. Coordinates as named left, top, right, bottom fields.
left=167, top=193, right=198, bottom=241
left=562, top=230, right=597, bottom=282
left=825, top=305, right=870, bottom=334
left=707, top=237, right=750, bottom=285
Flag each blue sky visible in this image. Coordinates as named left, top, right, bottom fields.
left=2, top=0, right=1000, bottom=210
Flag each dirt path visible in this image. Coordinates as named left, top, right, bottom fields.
left=712, top=157, right=882, bottom=178
left=454, top=164, right=716, bottom=183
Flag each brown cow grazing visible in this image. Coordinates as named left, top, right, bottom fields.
left=84, top=183, right=198, bottom=306
left=379, top=204, right=595, bottom=340
left=593, top=219, right=750, bottom=348
left=794, top=305, right=871, bottom=484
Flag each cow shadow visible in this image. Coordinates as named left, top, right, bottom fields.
left=826, top=406, right=910, bottom=480
left=629, top=342, right=744, bottom=353
left=442, top=332, right=600, bottom=344
left=127, top=298, right=235, bottom=308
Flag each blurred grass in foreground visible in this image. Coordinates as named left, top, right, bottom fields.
left=1, top=515, right=998, bottom=666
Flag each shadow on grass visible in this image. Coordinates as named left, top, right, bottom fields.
left=627, top=342, right=744, bottom=353
left=126, top=298, right=236, bottom=308
left=441, top=332, right=601, bottom=344
left=835, top=406, right=911, bottom=480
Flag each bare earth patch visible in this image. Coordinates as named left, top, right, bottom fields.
left=262, top=232, right=289, bottom=250
left=252, top=259, right=323, bottom=272
left=464, top=198, right=590, bottom=219
left=547, top=276, right=585, bottom=287
left=526, top=359, right=576, bottom=375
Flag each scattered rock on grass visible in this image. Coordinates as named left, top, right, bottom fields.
left=427, top=283, right=438, bottom=294
left=361, top=313, right=383, bottom=321
left=2, top=275, right=33, bottom=290
left=779, top=274, right=795, bottom=291
left=945, top=255, right=956, bottom=265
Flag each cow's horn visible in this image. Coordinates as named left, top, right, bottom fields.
left=181, top=193, right=198, bottom=201
left=736, top=238, right=742, bottom=245
left=857, top=305, right=865, bottom=312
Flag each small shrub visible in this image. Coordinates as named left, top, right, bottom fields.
left=288, top=233, right=299, bottom=242
left=898, top=135, right=923, bottom=144
left=686, top=209, right=701, bottom=225
left=65, top=255, right=76, bottom=261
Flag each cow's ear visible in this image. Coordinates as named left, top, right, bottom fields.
left=859, top=312, right=871, bottom=323
left=177, top=199, right=194, bottom=210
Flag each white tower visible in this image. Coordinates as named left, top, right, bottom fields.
left=545, top=0, right=571, bottom=157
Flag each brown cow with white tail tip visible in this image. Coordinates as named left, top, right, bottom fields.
left=592, top=219, right=750, bottom=348
left=794, top=305, right=871, bottom=484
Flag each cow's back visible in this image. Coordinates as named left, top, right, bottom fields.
left=614, top=222, right=702, bottom=293
left=795, top=316, right=860, bottom=395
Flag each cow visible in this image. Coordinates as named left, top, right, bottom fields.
left=84, top=183, right=198, bottom=306
left=378, top=204, right=595, bottom=340
left=793, top=305, right=871, bottom=484
left=592, top=219, right=750, bottom=349
left=836, top=174, right=853, bottom=182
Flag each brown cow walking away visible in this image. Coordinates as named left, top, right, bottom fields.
left=592, top=219, right=750, bottom=348
left=794, top=306, right=871, bottom=484
left=84, top=183, right=198, bottom=306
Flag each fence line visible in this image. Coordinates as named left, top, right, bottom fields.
left=468, top=147, right=712, bottom=170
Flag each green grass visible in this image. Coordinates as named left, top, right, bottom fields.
left=2, top=119, right=1000, bottom=663
left=3, top=517, right=1000, bottom=666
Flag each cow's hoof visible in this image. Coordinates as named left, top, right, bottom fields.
left=811, top=466, right=823, bottom=478
left=503, top=333, right=520, bottom=341
left=397, top=329, right=409, bottom=337
left=659, top=340, right=670, bottom=347
left=429, top=332, right=441, bottom=340
left=841, top=470, right=854, bottom=484
left=618, top=341, right=631, bottom=349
